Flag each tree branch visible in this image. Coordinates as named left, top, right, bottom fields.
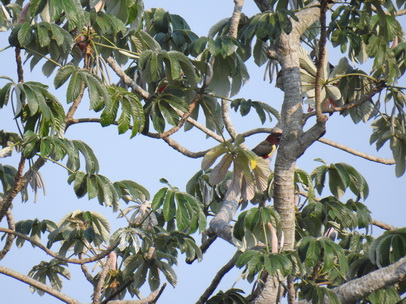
left=0, top=227, right=118, bottom=265
left=371, top=219, right=397, bottom=231
left=335, top=256, right=406, bottom=304
left=303, top=80, right=386, bottom=122
left=0, top=265, right=81, bottom=304
left=207, top=198, right=239, bottom=244
left=93, top=254, right=115, bottom=304
left=314, top=0, right=329, bottom=124
left=147, top=92, right=203, bottom=139
left=196, top=250, right=241, bottom=304
left=0, top=154, right=25, bottom=221
left=106, top=57, right=151, bottom=100
left=65, top=82, right=86, bottom=126
left=0, top=209, right=15, bottom=260
left=229, top=0, right=245, bottom=39
left=317, top=138, right=396, bottom=165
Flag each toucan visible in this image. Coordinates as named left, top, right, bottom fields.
left=251, top=132, right=282, bottom=159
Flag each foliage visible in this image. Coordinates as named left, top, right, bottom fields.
left=0, top=0, right=405, bottom=304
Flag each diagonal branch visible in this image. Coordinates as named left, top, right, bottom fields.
left=0, top=265, right=80, bottom=304
left=317, top=138, right=396, bottom=165
left=106, top=57, right=151, bottom=100
left=335, top=256, right=406, bottom=304
left=196, top=250, right=241, bottom=304
left=0, top=154, right=26, bottom=221
left=303, top=80, right=386, bottom=122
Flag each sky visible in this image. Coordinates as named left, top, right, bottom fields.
left=0, top=1, right=405, bottom=303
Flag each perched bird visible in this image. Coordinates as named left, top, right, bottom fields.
left=251, top=132, right=282, bottom=159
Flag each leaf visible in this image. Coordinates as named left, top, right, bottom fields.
left=201, top=144, right=229, bottom=171
left=66, top=69, right=83, bottom=103
left=163, top=189, right=176, bottom=221
left=209, top=153, right=233, bottom=185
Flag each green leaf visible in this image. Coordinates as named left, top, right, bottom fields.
left=66, top=69, right=83, bottom=103
left=163, top=189, right=176, bottom=221
left=152, top=187, right=168, bottom=210
left=18, top=22, right=33, bottom=46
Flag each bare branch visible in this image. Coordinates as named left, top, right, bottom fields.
left=106, top=57, right=151, bottom=100
left=207, top=198, right=239, bottom=244
left=372, top=219, right=397, bottom=231
left=0, top=265, right=81, bottom=304
left=0, top=227, right=118, bottom=265
left=229, top=0, right=245, bottom=39
left=222, top=98, right=238, bottom=140
left=65, top=82, right=86, bottom=125
left=196, top=250, right=241, bottom=304
left=335, top=256, right=406, bottom=304
left=314, top=0, right=329, bottom=124
left=0, top=209, right=15, bottom=260
left=93, top=254, right=115, bottom=304
left=317, top=138, right=396, bottom=165
left=15, top=46, right=24, bottom=83
left=147, top=93, right=203, bottom=139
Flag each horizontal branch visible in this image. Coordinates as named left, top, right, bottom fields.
left=371, top=219, right=397, bottom=231
left=0, top=265, right=80, bottom=304
left=0, top=227, right=117, bottom=265
left=318, top=138, right=396, bottom=165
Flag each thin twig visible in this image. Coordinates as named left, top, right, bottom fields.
left=196, top=251, right=241, bottom=304
left=303, top=80, right=386, bottom=121
left=65, top=82, right=86, bottom=126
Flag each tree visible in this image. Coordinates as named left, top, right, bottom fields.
left=0, top=0, right=405, bottom=303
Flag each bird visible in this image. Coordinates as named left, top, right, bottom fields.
left=251, top=132, right=282, bottom=159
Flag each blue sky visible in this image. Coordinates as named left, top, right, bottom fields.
left=0, top=1, right=405, bottom=303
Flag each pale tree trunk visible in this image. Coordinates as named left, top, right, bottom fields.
left=252, top=2, right=325, bottom=304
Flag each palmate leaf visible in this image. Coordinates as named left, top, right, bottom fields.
left=311, top=160, right=369, bottom=200
left=67, top=172, right=120, bottom=211
left=369, top=228, right=406, bottom=268
left=207, top=289, right=247, bottom=304
left=15, top=218, right=57, bottom=248
left=14, top=81, right=65, bottom=137
left=301, top=282, right=340, bottom=304
left=54, top=65, right=110, bottom=110
left=151, top=187, right=206, bottom=233
left=28, top=259, right=70, bottom=296
left=47, top=210, right=111, bottom=253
